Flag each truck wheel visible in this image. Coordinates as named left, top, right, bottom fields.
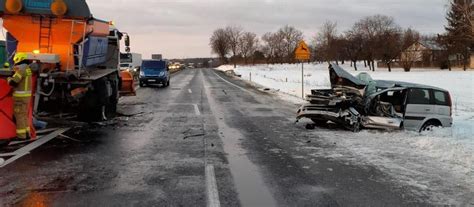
left=106, top=74, right=119, bottom=119
left=78, top=77, right=112, bottom=122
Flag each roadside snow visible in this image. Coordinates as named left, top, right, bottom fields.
left=217, top=63, right=474, bottom=205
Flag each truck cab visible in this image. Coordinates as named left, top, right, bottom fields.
left=139, top=60, right=170, bottom=87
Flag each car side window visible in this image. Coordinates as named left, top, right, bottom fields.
left=434, top=90, right=449, bottom=106
left=407, top=89, right=431, bottom=105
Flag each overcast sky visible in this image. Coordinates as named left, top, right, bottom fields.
left=3, top=0, right=450, bottom=59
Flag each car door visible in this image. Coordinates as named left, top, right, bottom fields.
left=362, top=88, right=405, bottom=130
left=404, top=88, right=433, bottom=130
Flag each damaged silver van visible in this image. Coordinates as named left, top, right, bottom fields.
left=296, top=64, right=453, bottom=132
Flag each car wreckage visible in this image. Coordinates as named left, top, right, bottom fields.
left=296, top=64, right=453, bottom=132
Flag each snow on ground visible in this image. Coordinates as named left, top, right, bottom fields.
left=217, top=63, right=474, bottom=205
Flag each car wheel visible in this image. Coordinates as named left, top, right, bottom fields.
left=420, top=120, right=441, bottom=132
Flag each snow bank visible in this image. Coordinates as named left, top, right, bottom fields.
left=220, top=63, right=474, bottom=205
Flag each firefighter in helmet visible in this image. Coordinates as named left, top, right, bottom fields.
left=7, top=53, right=37, bottom=139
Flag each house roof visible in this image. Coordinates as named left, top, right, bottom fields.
left=419, top=39, right=444, bottom=51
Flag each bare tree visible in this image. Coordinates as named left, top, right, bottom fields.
left=343, top=29, right=365, bottom=70
left=399, top=28, right=422, bottom=72
left=313, top=21, right=338, bottom=63
left=278, top=25, right=304, bottom=62
left=377, top=27, right=403, bottom=72
left=352, top=15, right=400, bottom=71
left=262, top=32, right=277, bottom=63
left=210, top=28, right=230, bottom=64
left=238, top=32, right=259, bottom=64
left=225, top=26, right=243, bottom=68
left=400, top=43, right=421, bottom=72
left=402, top=28, right=421, bottom=50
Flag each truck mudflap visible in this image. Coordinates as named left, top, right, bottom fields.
left=0, top=77, right=16, bottom=141
left=120, top=70, right=136, bottom=96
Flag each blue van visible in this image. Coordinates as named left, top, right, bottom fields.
left=139, top=60, right=170, bottom=87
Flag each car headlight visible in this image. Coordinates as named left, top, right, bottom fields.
left=140, top=71, right=145, bottom=77
left=133, top=68, right=138, bottom=72
left=159, top=71, right=165, bottom=76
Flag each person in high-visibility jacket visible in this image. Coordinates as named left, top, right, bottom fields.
left=7, top=53, right=37, bottom=139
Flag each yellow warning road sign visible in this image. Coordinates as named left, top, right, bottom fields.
left=295, top=40, right=311, bottom=61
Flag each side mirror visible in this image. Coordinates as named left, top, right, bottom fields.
left=124, top=34, right=131, bottom=53
left=125, top=35, right=130, bottom=47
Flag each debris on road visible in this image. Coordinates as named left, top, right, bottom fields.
left=183, top=133, right=206, bottom=140
left=0, top=128, right=70, bottom=168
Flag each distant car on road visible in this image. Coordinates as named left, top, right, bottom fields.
left=139, top=60, right=170, bottom=87
left=297, top=64, right=453, bottom=132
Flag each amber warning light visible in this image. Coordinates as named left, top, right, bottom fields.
left=5, top=0, right=23, bottom=14
left=51, top=0, right=68, bottom=16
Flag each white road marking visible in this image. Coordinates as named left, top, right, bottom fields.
left=188, top=89, right=193, bottom=94
left=206, top=164, right=221, bottom=207
left=211, top=70, right=252, bottom=93
left=194, top=104, right=201, bottom=116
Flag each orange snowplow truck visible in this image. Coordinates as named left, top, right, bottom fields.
left=0, top=0, right=136, bottom=138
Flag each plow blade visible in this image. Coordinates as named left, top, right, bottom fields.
left=120, top=71, right=136, bottom=96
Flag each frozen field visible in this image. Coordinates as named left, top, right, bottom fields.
left=217, top=63, right=474, bottom=205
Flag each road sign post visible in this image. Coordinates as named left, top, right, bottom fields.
left=301, top=60, right=304, bottom=99
left=295, top=40, right=311, bottom=99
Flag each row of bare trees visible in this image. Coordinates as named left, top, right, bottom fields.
left=210, top=26, right=259, bottom=68
left=210, top=25, right=303, bottom=67
left=210, top=19, right=430, bottom=71
left=313, top=15, right=423, bottom=72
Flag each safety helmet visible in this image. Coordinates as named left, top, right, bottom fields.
left=13, top=53, right=28, bottom=64
left=3, top=62, right=10, bottom=68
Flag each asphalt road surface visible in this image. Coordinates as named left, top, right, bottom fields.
left=0, top=68, right=431, bottom=206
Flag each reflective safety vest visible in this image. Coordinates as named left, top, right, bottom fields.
left=8, top=64, right=34, bottom=98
